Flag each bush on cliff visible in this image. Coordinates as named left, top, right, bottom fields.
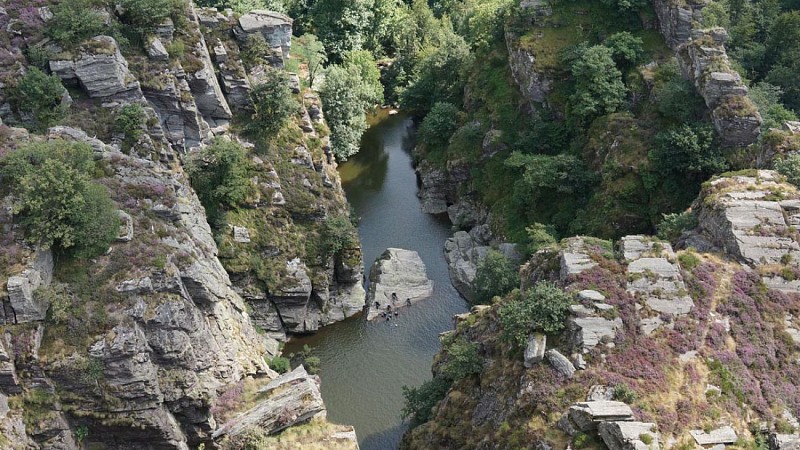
left=473, top=249, right=519, bottom=305
left=187, top=138, right=256, bottom=228
left=0, top=141, right=119, bottom=259
left=499, top=282, right=572, bottom=347
left=418, top=102, right=461, bottom=151
left=10, top=68, right=68, bottom=132
left=248, top=67, right=301, bottom=139
left=567, top=44, right=627, bottom=121
left=118, top=0, right=182, bottom=33
left=48, top=0, right=108, bottom=47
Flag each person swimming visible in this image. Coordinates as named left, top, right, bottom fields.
left=391, top=292, right=398, bottom=302
left=406, top=298, right=411, bottom=306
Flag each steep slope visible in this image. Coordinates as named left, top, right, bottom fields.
left=402, top=171, right=800, bottom=450
left=0, top=2, right=360, bottom=448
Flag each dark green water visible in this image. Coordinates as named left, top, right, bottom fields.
left=284, top=112, right=468, bottom=449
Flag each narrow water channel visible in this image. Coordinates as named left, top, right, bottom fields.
left=284, top=112, right=468, bottom=449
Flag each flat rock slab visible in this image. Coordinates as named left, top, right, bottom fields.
left=366, top=248, right=433, bottom=321
left=690, top=426, right=738, bottom=446
left=568, top=401, right=634, bottom=431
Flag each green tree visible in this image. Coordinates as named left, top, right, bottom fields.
left=248, top=67, right=300, bottom=138
left=294, top=34, right=327, bottom=88
left=48, top=0, right=107, bottom=47
left=241, top=34, right=273, bottom=70
left=320, top=64, right=372, bottom=160
left=418, top=102, right=460, bottom=150
left=604, top=32, right=644, bottom=68
left=400, top=30, right=472, bottom=114
left=499, top=282, right=572, bottom=347
left=649, top=124, right=727, bottom=176
left=344, top=50, right=384, bottom=105
left=1, top=141, right=118, bottom=258
left=472, top=249, right=519, bottom=305
left=311, top=0, right=375, bottom=60
left=749, top=82, right=798, bottom=130
left=320, top=215, right=358, bottom=257
left=115, top=104, right=147, bottom=150
left=568, top=45, right=626, bottom=120
left=11, top=68, right=68, bottom=132
left=401, top=377, right=451, bottom=426
left=186, top=138, right=256, bottom=227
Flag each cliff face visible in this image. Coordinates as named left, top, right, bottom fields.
left=402, top=171, right=800, bottom=450
left=0, top=2, right=360, bottom=448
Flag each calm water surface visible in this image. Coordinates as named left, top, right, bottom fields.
left=284, top=112, right=468, bottom=449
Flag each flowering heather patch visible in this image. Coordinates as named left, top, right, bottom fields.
left=211, top=380, right=245, bottom=420
left=711, top=270, right=800, bottom=418
left=604, top=335, right=673, bottom=391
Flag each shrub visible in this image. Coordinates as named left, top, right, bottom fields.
left=187, top=139, right=255, bottom=228
left=568, top=45, right=626, bottom=120
left=440, top=338, right=482, bottom=380
left=775, top=153, right=800, bottom=187
left=48, top=0, right=107, bottom=47
left=10, top=68, right=67, bottom=131
left=248, top=67, right=300, bottom=138
left=640, top=434, right=654, bottom=445
left=294, top=34, right=327, bottom=88
left=678, top=252, right=701, bottom=271
left=267, top=356, right=290, bottom=374
left=115, top=104, right=147, bottom=150
left=656, top=211, right=698, bottom=242
left=418, top=102, right=460, bottom=151
left=320, top=215, right=358, bottom=258
left=612, top=383, right=638, bottom=403
left=240, top=34, right=272, bottom=69
left=118, top=0, right=181, bottom=33
left=526, top=222, right=557, bottom=254
left=402, top=376, right=452, bottom=427
left=0, top=141, right=118, bottom=258
left=472, top=249, right=519, bottom=305
left=649, top=124, right=726, bottom=176
left=604, top=32, right=644, bottom=67
left=499, top=282, right=572, bottom=347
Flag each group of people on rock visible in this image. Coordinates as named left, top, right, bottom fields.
left=374, top=292, right=413, bottom=323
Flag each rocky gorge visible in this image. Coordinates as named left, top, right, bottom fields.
left=0, top=3, right=362, bottom=448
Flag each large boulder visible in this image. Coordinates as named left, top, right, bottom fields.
left=567, top=401, right=634, bottom=432
left=235, top=10, right=292, bottom=61
left=212, top=366, right=325, bottom=439
left=599, top=421, right=660, bottom=450
left=5, top=250, right=53, bottom=323
left=50, top=36, right=142, bottom=99
left=444, top=231, right=490, bottom=302
left=366, top=248, right=434, bottom=320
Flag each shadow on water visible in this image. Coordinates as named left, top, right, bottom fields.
left=284, top=112, right=468, bottom=450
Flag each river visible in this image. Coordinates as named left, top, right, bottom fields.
left=284, top=112, right=468, bottom=449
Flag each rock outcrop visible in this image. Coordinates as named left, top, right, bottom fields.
left=50, top=36, right=142, bottom=100
left=366, top=248, right=434, bottom=320
left=3, top=250, right=53, bottom=323
left=234, top=10, right=292, bottom=65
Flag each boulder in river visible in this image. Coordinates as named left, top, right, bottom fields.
left=366, top=248, right=434, bottom=320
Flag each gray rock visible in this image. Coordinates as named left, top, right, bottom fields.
left=560, top=238, right=599, bottom=279
left=212, top=40, right=228, bottom=63
left=524, top=333, right=547, bottom=368
left=366, top=248, right=434, bottom=320
left=51, top=36, right=142, bottom=99
left=506, top=32, right=551, bottom=105
left=578, top=290, right=605, bottom=302
left=771, top=434, right=800, bottom=450
left=626, top=256, right=694, bottom=317
left=619, top=235, right=674, bottom=261
left=235, top=10, right=293, bottom=60
left=232, top=226, right=251, bottom=243
left=568, top=316, right=622, bottom=352
left=117, top=209, right=134, bottom=242
left=444, top=231, right=490, bottom=302
left=147, top=37, right=169, bottom=61
left=0, top=337, right=20, bottom=394
left=690, top=426, right=738, bottom=446
left=6, top=250, right=53, bottom=323
left=568, top=401, right=634, bottom=432
left=599, top=421, right=660, bottom=450
left=587, top=385, right=614, bottom=402
left=417, top=163, right=449, bottom=214
left=546, top=349, right=576, bottom=379
left=212, top=366, right=324, bottom=439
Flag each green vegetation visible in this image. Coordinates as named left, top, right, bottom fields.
left=775, top=153, right=800, bottom=187
left=267, top=356, right=291, bottom=374
left=1, top=141, right=118, bottom=259
left=439, top=337, right=482, bottom=380
left=294, top=34, right=328, bottom=88
left=418, top=102, right=461, bottom=151
left=402, top=376, right=451, bottom=427
left=320, top=215, right=358, bottom=258
left=568, top=44, right=627, bottom=121
left=657, top=211, right=698, bottom=242
left=117, top=0, right=183, bottom=34
left=115, top=104, right=147, bottom=150
left=248, top=67, right=301, bottom=139
left=48, top=0, right=108, bottom=47
left=186, top=138, right=256, bottom=228
left=499, top=282, right=572, bottom=347
left=10, top=68, right=68, bottom=132
left=472, top=249, right=519, bottom=305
